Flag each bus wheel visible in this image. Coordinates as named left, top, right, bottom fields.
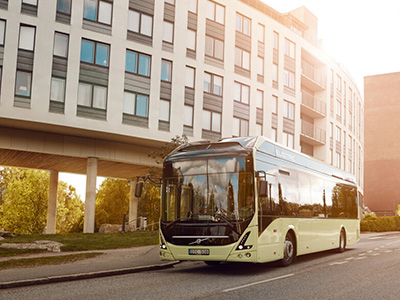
left=338, top=229, right=346, bottom=253
left=204, top=261, right=221, bottom=266
left=280, top=232, right=295, bottom=267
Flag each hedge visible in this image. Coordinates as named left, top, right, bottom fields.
left=360, top=215, right=400, bottom=232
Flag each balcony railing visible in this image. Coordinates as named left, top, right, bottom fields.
left=301, top=60, right=327, bottom=89
left=301, top=120, right=326, bottom=145
left=301, top=91, right=326, bottom=117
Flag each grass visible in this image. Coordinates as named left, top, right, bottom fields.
left=0, top=231, right=159, bottom=256
left=0, top=253, right=102, bottom=270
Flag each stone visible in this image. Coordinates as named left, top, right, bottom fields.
left=0, top=230, right=15, bottom=238
left=0, top=240, right=64, bottom=252
left=99, top=224, right=136, bottom=233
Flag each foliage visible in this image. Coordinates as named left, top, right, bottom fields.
left=138, top=182, right=160, bottom=228
left=0, top=168, right=84, bottom=235
left=397, top=205, right=400, bottom=217
left=95, top=178, right=130, bottom=228
left=148, top=134, right=189, bottom=165
left=360, top=216, right=400, bottom=232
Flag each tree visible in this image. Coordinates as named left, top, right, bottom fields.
left=0, top=167, right=84, bottom=234
left=95, top=178, right=130, bottom=228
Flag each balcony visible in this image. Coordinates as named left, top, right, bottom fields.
left=301, top=90, right=326, bottom=118
left=301, top=60, right=327, bottom=91
left=300, top=120, right=326, bottom=146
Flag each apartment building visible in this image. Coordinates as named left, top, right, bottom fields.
left=0, top=0, right=364, bottom=231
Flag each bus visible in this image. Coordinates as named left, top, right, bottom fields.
left=154, top=136, right=360, bottom=266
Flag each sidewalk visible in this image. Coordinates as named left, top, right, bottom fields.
left=0, top=245, right=179, bottom=289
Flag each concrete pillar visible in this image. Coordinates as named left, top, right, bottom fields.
left=84, top=157, right=98, bottom=233
left=129, top=180, right=139, bottom=230
left=46, top=170, right=59, bottom=234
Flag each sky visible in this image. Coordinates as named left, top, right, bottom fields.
left=262, top=0, right=400, bottom=92
left=61, top=0, right=400, bottom=199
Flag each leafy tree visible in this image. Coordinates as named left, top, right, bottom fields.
left=0, top=167, right=84, bottom=234
left=138, top=183, right=160, bottom=228
left=95, top=178, right=130, bottom=228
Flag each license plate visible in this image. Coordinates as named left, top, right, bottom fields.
left=188, top=249, right=210, bottom=255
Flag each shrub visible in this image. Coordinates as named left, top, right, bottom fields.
left=360, top=216, right=400, bottom=232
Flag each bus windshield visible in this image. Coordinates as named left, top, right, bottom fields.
left=161, top=156, right=254, bottom=223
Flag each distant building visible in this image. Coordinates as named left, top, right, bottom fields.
left=0, top=0, right=364, bottom=232
left=364, top=72, right=400, bottom=216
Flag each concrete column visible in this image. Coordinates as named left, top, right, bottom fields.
left=46, top=170, right=59, bottom=234
left=84, top=157, right=98, bottom=233
left=129, top=180, right=138, bottom=230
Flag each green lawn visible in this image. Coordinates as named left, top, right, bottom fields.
left=0, top=231, right=159, bottom=255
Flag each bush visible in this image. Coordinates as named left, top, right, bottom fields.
left=360, top=216, right=400, bottom=232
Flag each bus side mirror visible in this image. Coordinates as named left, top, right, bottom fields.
left=135, top=181, right=144, bottom=198
left=258, top=181, right=268, bottom=198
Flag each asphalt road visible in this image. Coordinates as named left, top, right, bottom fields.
left=2, top=232, right=400, bottom=300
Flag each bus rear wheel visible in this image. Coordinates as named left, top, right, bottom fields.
left=338, top=229, right=346, bottom=253
left=204, top=261, right=221, bottom=265
left=280, top=232, right=296, bottom=267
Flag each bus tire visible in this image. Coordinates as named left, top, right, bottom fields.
left=338, top=228, right=346, bottom=253
left=280, top=232, right=296, bottom=267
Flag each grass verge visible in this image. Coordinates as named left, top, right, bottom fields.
left=0, top=253, right=102, bottom=271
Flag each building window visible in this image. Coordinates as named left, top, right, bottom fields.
left=272, top=95, right=278, bottom=114
left=159, top=99, right=170, bottom=122
left=203, top=72, right=222, bottom=96
left=15, top=70, right=32, bottom=97
left=125, top=50, right=150, bottom=77
left=257, top=56, right=264, bottom=76
left=256, top=90, right=263, bottom=109
left=206, top=1, right=224, bottom=25
left=202, top=110, right=221, bottom=133
left=78, top=82, right=107, bottom=109
left=53, top=32, right=69, bottom=58
left=233, top=118, right=249, bottom=137
left=184, top=105, right=193, bottom=127
left=22, top=0, right=37, bottom=5
left=205, top=36, right=223, bottom=60
left=284, top=38, right=295, bottom=59
left=256, top=123, right=262, bottom=136
left=336, top=126, right=341, bottom=142
left=284, top=69, right=295, bottom=89
left=128, top=10, right=153, bottom=37
left=165, top=0, right=174, bottom=5
left=161, top=60, right=172, bottom=82
left=283, top=132, right=294, bottom=149
left=57, top=0, right=71, bottom=14
left=163, top=21, right=174, bottom=44
left=187, top=29, right=196, bottom=51
left=335, top=152, right=341, bottom=169
left=188, top=0, right=197, bottom=13
left=80, top=39, right=109, bottom=67
left=336, top=75, right=342, bottom=92
left=272, top=63, right=278, bottom=82
left=233, top=81, right=249, bottom=104
left=19, top=25, right=35, bottom=51
left=83, top=0, right=112, bottom=25
left=284, top=100, right=294, bottom=120
left=235, top=47, right=250, bottom=70
left=0, top=20, right=5, bottom=46
left=185, top=66, right=195, bottom=88
left=123, top=91, right=148, bottom=118
left=50, top=77, right=66, bottom=103
left=273, top=31, right=279, bottom=50
left=257, top=23, right=265, bottom=43
left=271, top=128, right=277, bottom=142
left=336, top=99, right=342, bottom=117
left=236, top=13, right=250, bottom=36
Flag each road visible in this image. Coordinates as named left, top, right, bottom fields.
left=2, top=232, right=400, bottom=300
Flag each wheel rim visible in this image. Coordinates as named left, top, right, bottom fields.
left=284, top=237, right=294, bottom=260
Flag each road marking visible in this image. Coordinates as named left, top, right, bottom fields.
left=355, top=256, right=367, bottom=260
left=385, top=250, right=393, bottom=253
left=345, top=257, right=355, bottom=261
left=329, top=261, right=349, bottom=266
left=386, top=239, right=400, bottom=246
left=370, top=253, right=381, bottom=256
left=358, top=253, right=367, bottom=256
left=368, top=237, right=383, bottom=240
left=368, top=250, right=373, bottom=253
left=223, top=274, right=295, bottom=293
left=374, top=248, right=379, bottom=250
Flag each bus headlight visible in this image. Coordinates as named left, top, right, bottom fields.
left=236, top=232, right=253, bottom=250
left=160, top=234, right=167, bottom=250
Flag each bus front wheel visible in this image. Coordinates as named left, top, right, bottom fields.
left=280, top=232, right=296, bottom=267
left=338, top=229, right=346, bottom=253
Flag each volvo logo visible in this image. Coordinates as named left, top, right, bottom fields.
left=189, top=237, right=210, bottom=245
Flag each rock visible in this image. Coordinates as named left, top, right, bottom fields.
left=99, top=224, right=136, bottom=233
left=0, top=230, right=15, bottom=238
left=0, top=240, right=64, bottom=252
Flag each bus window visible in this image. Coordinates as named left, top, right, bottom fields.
left=298, top=173, right=312, bottom=217
left=278, top=170, right=299, bottom=217
left=310, top=176, right=326, bottom=218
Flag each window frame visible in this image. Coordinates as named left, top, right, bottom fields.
left=233, top=117, right=249, bottom=137
left=284, top=38, right=295, bottom=59
left=125, top=49, right=151, bottom=77
left=57, top=0, right=72, bottom=15
left=123, top=90, right=149, bottom=118
left=159, top=99, right=171, bottom=122
left=185, top=66, right=195, bottom=89
left=202, top=109, right=221, bottom=133
left=235, top=13, right=251, bottom=36
left=206, top=0, right=225, bottom=25
left=256, top=89, right=263, bottom=109
left=15, top=70, right=33, bottom=98
left=272, top=95, right=278, bottom=115
left=80, top=38, right=110, bottom=68
left=161, top=59, right=172, bottom=82
left=162, top=20, right=174, bottom=44
left=233, top=81, right=249, bottom=105
left=128, top=9, right=153, bottom=37
left=203, top=72, right=223, bottom=96
left=77, top=81, right=108, bottom=110
left=18, top=24, right=36, bottom=52
left=83, top=0, right=113, bottom=26
left=50, top=76, right=66, bottom=103
left=283, top=100, right=294, bottom=120
left=235, top=47, right=250, bottom=70
left=284, top=69, right=295, bottom=90
left=184, top=104, right=194, bottom=127
left=205, top=35, right=224, bottom=61
left=0, top=19, right=6, bottom=46
left=53, top=31, right=69, bottom=58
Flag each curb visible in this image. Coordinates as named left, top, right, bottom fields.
left=0, top=261, right=180, bottom=290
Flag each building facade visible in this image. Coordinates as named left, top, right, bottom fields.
left=0, top=0, right=364, bottom=231
left=364, top=72, right=400, bottom=216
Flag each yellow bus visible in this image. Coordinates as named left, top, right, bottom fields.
left=156, top=136, right=360, bottom=266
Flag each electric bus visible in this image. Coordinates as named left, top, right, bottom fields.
left=156, top=136, right=360, bottom=266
